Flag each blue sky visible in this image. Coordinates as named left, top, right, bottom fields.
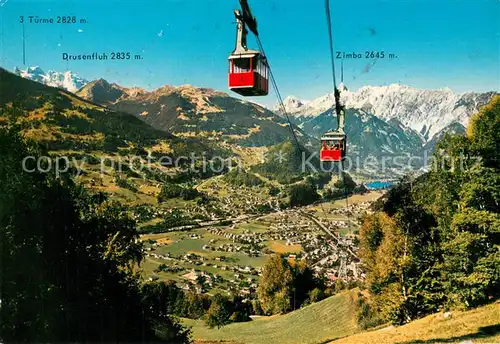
left=1, top=0, right=499, bottom=106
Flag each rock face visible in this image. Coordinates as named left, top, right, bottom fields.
left=14, top=66, right=88, bottom=92
left=278, top=84, right=497, bottom=143
left=75, top=79, right=127, bottom=104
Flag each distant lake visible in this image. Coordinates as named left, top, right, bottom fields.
left=365, top=181, right=394, bottom=190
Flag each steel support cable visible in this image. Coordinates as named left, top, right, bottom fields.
left=325, top=0, right=350, bottom=215
left=255, top=35, right=331, bottom=220
left=255, top=36, right=301, bottom=150
left=253, top=11, right=347, bottom=237
left=325, top=0, right=338, bottom=95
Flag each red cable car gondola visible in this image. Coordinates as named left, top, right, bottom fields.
left=320, top=81, right=347, bottom=162
left=229, top=52, right=269, bottom=96
left=320, top=131, right=346, bottom=162
left=228, top=4, right=269, bottom=97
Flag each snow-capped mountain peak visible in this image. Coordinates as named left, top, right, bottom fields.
left=277, top=95, right=310, bottom=114
left=277, top=84, right=496, bottom=142
left=14, top=66, right=89, bottom=93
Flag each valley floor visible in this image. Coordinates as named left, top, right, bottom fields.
left=139, top=191, right=382, bottom=294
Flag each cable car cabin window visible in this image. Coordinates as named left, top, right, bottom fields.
left=256, top=58, right=268, bottom=79
left=233, top=58, right=252, bottom=73
left=261, top=60, right=268, bottom=79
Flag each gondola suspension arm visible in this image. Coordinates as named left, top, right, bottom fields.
left=325, top=0, right=345, bottom=134
left=239, top=0, right=259, bottom=36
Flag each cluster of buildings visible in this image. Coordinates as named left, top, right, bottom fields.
left=142, top=195, right=377, bottom=295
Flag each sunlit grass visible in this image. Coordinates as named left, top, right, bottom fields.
left=331, top=301, right=500, bottom=344
left=184, top=290, right=359, bottom=344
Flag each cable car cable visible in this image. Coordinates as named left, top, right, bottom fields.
left=325, top=0, right=350, bottom=214
left=325, top=0, right=338, bottom=95
left=255, top=36, right=302, bottom=150
left=234, top=0, right=301, bottom=151
left=241, top=0, right=349, bottom=233
left=255, top=37, right=332, bottom=224
left=325, top=0, right=342, bottom=129
left=252, top=4, right=343, bottom=219
left=254, top=34, right=336, bottom=225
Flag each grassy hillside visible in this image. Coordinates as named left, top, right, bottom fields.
left=185, top=292, right=500, bottom=344
left=0, top=68, right=236, bottom=207
left=0, top=67, right=218, bottom=156
left=332, top=301, right=500, bottom=344
left=1, top=68, right=309, bottom=237
left=184, top=290, right=359, bottom=344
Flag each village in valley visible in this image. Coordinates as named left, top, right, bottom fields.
left=140, top=191, right=382, bottom=298
left=71, top=147, right=387, bottom=299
